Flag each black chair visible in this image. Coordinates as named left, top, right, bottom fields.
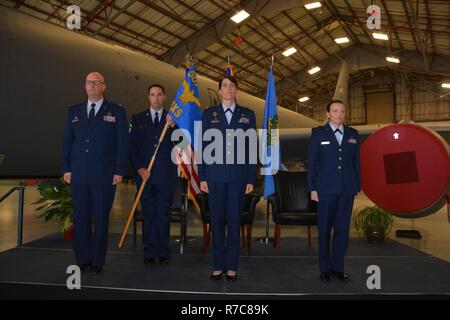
left=133, top=178, right=189, bottom=254
left=198, top=192, right=261, bottom=255
left=268, top=171, right=317, bottom=248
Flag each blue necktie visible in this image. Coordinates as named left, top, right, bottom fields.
left=154, top=112, right=159, bottom=127
left=225, top=108, right=233, bottom=124
left=88, top=103, right=96, bottom=126
left=334, top=128, right=342, bottom=145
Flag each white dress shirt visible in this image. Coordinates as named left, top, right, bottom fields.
left=149, top=107, right=163, bottom=124
left=329, top=123, right=344, bottom=145
left=222, top=102, right=236, bottom=125
left=86, top=98, right=103, bottom=117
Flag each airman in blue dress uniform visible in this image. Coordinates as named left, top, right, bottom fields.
left=307, top=99, right=361, bottom=282
left=129, top=84, right=177, bottom=266
left=199, top=76, right=257, bottom=282
left=61, top=72, right=129, bottom=275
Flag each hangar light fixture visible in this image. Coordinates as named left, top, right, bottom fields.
left=334, top=37, right=350, bottom=44
left=372, top=32, right=389, bottom=40
left=442, top=83, right=450, bottom=89
left=282, top=47, right=297, bottom=57
left=386, top=56, right=400, bottom=64
left=299, top=96, right=310, bottom=102
left=231, top=10, right=250, bottom=24
left=304, top=2, right=322, bottom=10
left=308, top=66, right=321, bottom=75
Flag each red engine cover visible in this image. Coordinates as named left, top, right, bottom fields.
left=361, top=124, right=450, bottom=218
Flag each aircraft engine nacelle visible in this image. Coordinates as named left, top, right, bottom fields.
left=361, top=123, right=450, bottom=218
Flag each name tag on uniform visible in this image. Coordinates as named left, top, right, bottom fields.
left=71, top=116, right=79, bottom=123
left=103, top=115, right=116, bottom=123
left=211, top=119, right=220, bottom=124
left=347, top=138, right=357, bottom=144
left=321, top=141, right=330, bottom=145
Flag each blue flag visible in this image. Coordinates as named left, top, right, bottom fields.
left=262, top=67, right=280, bottom=199
left=168, top=65, right=203, bottom=211
left=168, top=65, right=202, bottom=142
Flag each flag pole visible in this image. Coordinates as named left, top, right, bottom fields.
left=265, top=200, right=270, bottom=243
left=257, top=58, right=276, bottom=245
left=118, top=122, right=171, bottom=248
left=265, top=55, right=274, bottom=244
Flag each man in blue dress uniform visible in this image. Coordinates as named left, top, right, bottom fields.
left=61, top=72, right=129, bottom=275
left=307, top=99, right=361, bottom=282
left=129, top=84, right=177, bottom=266
left=199, top=76, right=257, bottom=282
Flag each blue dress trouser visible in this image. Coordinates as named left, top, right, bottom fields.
left=140, top=183, right=175, bottom=259
left=207, top=182, right=246, bottom=271
left=317, top=194, right=354, bottom=273
left=71, top=184, right=116, bottom=267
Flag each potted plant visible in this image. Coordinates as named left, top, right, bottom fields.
left=34, top=179, right=73, bottom=240
left=354, top=205, right=393, bottom=244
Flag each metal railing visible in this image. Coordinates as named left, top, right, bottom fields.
left=0, top=186, right=25, bottom=246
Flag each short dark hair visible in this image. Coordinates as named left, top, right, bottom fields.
left=219, top=76, right=238, bottom=89
left=326, top=99, right=345, bottom=112
left=148, top=84, right=165, bottom=95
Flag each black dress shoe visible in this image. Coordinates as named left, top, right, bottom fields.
left=159, top=257, right=170, bottom=265
left=210, top=271, right=224, bottom=281
left=226, top=272, right=238, bottom=282
left=79, top=264, right=91, bottom=272
left=320, top=272, right=330, bottom=282
left=144, top=257, right=156, bottom=266
left=331, top=271, right=351, bottom=282
left=90, top=265, right=103, bottom=275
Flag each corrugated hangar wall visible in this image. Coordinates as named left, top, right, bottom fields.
left=308, top=72, right=450, bottom=125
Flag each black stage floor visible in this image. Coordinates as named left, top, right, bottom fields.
left=1, top=233, right=450, bottom=299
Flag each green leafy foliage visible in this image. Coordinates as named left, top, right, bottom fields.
left=354, top=205, right=393, bottom=237
left=33, top=179, right=73, bottom=232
